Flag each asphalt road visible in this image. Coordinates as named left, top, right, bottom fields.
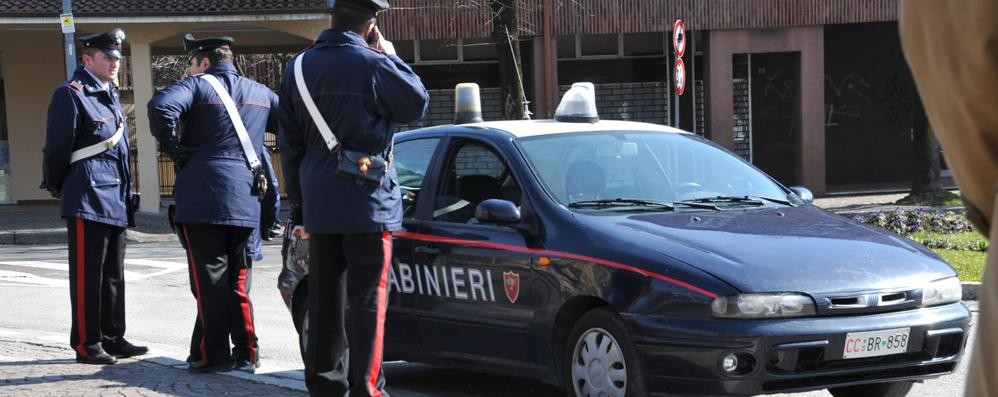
left=0, top=242, right=975, bottom=396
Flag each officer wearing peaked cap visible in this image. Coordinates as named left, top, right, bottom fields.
left=278, top=0, right=428, bottom=395
left=148, top=33, right=278, bottom=374
left=42, top=28, right=148, bottom=365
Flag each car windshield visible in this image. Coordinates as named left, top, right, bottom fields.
left=517, top=130, right=789, bottom=208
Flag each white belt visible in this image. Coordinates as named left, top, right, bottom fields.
left=70, top=123, right=124, bottom=164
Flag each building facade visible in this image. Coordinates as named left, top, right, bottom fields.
left=0, top=0, right=923, bottom=210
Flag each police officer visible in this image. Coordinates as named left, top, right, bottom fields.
left=277, top=0, right=428, bottom=395
left=42, top=28, right=148, bottom=365
left=148, top=34, right=279, bottom=373
left=900, top=3, right=998, bottom=396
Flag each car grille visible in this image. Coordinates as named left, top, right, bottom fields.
left=761, top=328, right=965, bottom=392
left=814, top=288, right=920, bottom=316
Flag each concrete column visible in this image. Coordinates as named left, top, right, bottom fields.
left=129, top=40, right=160, bottom=213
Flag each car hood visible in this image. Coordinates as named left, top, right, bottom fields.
left=571, top=205, right=955, bottom=294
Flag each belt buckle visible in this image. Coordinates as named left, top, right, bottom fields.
left=105, top=139, right=115, bottom=150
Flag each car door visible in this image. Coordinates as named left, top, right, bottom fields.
left=383, top=136, right=443, bottom=351
left=400, top=136, right=540, bottom=364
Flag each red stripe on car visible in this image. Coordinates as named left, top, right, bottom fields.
left=393, top=231, right=717, bottom=299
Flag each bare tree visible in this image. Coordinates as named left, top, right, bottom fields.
left=489, top=0, right=528, bottom=120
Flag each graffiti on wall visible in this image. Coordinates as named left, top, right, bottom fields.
left=825, top=73, right=873, bottom=128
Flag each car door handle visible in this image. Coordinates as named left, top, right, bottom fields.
left=415, top=246, right=441, bottom=255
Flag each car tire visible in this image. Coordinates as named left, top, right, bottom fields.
left=828, top=381, right=914, bottom=397
left=291, top=291, right=309, bottom=359
left=564, top=307, right=647, bottom=397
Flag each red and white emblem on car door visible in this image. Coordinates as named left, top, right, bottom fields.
left=503, top=271, right=520, bottom=304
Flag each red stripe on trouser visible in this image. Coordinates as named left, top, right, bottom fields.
left=367, top=231, right=392, bottom=397
left=74, top=218, right=88, bottom=358
left=181, top=225, right=208, bottom=362
left=235, top=268, right=257, bottom=362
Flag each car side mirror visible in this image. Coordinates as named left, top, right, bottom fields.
left=475, top=199, right=521, bottom=224
left=788, top=186, right=814, bottom=203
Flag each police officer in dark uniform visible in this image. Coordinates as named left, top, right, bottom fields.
left=277, top=0, right=428, bottom=395
left=148, top=34, right=279, bottom=373
left=42, top=28, right=148, bottom=365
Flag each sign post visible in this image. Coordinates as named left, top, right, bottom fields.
left=61, top=0, right=75, bottom=80
left=672, top=19, right=685, bottom=128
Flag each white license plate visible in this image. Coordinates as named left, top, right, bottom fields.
left=842, top=327, right=910, bottom=359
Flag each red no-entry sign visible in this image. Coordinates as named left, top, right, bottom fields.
left=673, top=19, right=686, bottom=58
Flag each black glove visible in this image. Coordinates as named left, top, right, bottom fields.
left=48, top=189, right=61, bottom=199
left=171, top=145, right=197, bottom=169
left=289, top=201, right=303, bottom=225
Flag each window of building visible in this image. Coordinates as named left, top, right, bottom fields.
left=462, top=38, right=498, bottom=62
left=419, top=39, right=459, bottom=62
left=580, top=33, right=619, bottom=57
left=623, top=32, right=665, bottom=57
left=395, top=40, right=416, bottom=63
left=557, top=35, right=576, bottom=59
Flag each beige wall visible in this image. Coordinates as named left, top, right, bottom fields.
left=1, top=30, right=67, bottom=202
left=0, top=20, right=321, bottom=205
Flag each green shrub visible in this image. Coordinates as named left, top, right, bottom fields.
left=912, top=231, right=988, bottom=252
left=851, top=209, right=974, bottom=236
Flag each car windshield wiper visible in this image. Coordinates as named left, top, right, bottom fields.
left=568, top=198, right=675, bottom=210
left=678, top=196, right=769, bottom=207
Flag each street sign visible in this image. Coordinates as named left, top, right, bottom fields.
left=674, top=58, right=686, bottom=96
left=673, top=19, right=686, bottom=58
left=60, top=13, right=75, bottom=34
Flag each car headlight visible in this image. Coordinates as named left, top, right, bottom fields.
left=922, top=277, right=962, bottom=307
left=711, top=293, right=816, bottom=318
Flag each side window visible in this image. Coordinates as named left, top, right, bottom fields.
left=433, top=141, right=521, bottom=223
left=393, top=138, right=440, bottom=217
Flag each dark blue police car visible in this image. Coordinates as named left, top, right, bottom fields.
left=279, top=84, right=970, bottom=397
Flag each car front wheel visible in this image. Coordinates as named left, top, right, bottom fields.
left=564, top=307, right=647, bottom=397
left=828, top=381, right=914, bottom=397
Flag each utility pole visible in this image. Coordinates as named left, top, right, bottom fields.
left=61, top=0, right=76, bottom=80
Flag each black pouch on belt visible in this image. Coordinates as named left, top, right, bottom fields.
left=336, top=149, right=387, bottom=187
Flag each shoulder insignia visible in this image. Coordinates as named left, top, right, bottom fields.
left=68, top=80, right=84, bottom=93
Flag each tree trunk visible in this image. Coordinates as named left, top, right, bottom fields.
left=911, top=96, right=941, bottom=194
left=490, top=0, right=526, bottom=120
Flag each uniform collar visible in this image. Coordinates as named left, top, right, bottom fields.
left=205, top=62, right=239, bottom=76
left=315, top=29, right=368, bottom=48
left=73, top=66, right=114, bottom=95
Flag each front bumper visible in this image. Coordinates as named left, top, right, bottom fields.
left=624, top=302, right=970, bottom=396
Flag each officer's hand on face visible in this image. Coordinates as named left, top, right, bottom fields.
left=369, top=26, right=396, bottom=56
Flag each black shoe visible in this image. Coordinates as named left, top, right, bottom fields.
left=232, top=359, right=260, bottom=373
left=187, top=360, right=232, bottom=373
left=103, top=338, right=149, bottom=358
left=75, top=348, right=118, bottom=365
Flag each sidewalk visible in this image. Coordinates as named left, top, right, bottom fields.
left=0, top=333, right=305, bottom=397
left=0, top=204, right=176, bottom=245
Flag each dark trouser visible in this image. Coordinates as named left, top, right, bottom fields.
left=66, top=217, right=127, bottom=357
left=306, top=232, right=392, bottom=397
left=179, top=223, right=256, bottom=366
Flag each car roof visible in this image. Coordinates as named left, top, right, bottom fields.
left=397, top=119, right=692, bottom=141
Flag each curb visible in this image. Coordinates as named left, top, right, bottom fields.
left=0, top=228, right=177, bottom=246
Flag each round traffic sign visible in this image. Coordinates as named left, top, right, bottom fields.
left=674, top=58, right=686, bottom=95
left=673, top=19, right=686, bottom=58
